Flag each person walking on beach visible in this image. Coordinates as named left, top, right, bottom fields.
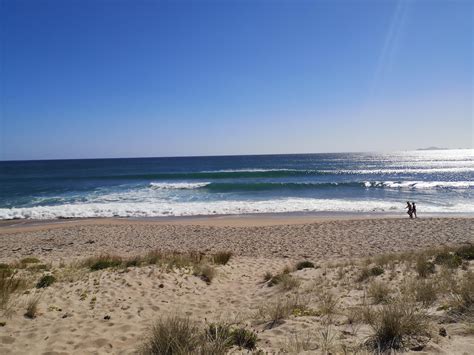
left=412, top=202, right=417, bottom=218
left=406, top=201, right=413, bottom=218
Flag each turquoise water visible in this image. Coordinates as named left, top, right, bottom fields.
left=0, top=150, right=472, bottom=219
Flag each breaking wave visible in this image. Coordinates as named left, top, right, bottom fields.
left=2, top=198, right=473, bottom=219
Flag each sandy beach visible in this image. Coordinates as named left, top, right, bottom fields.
left=0, top=216, right=473, bottom=354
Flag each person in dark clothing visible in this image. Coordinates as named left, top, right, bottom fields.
left=412, top=202, right=417, bottom=218
left=406, top=201, right=413, bottom=218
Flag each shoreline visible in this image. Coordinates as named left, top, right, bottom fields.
left=1, top=211, right=473, bottom=231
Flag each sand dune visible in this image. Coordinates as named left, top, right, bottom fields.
left=0, top=217, right=473, bottom=354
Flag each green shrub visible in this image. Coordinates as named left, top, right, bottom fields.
left=295, top=260, right=315, bottom=270
left=212, top=252, right=232, bottom=265
left=267, top=274, right=284, bottom=287
left=366, top=300, right=429, bottom=351
left=263, top=272, right=273, bottom=282
left=0, top=264, right=13, bottom=277
left=206, top=323, right=233, bottom=342
left=1, top=270, right=26, bottom=312
left=415, top=257, right=436, bottom=278
left=455, top=244, right=474, bottom=260
left=257, top=294, right=308, bottom=328
left=358, top=265, right=385, bottom=282
left=370, top=266, right=385, bottom=276
left=203, top=323, right=234, bottom=354
left=193, top=264, right=216, bottom=284
left=125, top=256, right=143, bottom=268
left=410, top=279, right=438, bottom=307
left=434, top=252, right=462, bottom=268
left=140, top=316, right=201, bottom=355
left=450, top=270, right=474, bottom=318
left=368, top=281, right=391, bottom=304
left=36, top=275, right=56, bottom=289
left=24, top=295, right=41, bottom=319
left=267, top=273, right=300, bottom=289
left=28, top=264, right=50, bottom=272
left=85, top=255, right=123, bottom=271
left=20, top=257, right=41, bottom=264
left=231, top=327, right=258, bottom=350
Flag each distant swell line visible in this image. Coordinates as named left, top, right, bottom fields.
left=148, top=181, right=474, bottom=191
left=3, top=167, right=474, bottom=182
left=2, top=169, right=330, bottom=182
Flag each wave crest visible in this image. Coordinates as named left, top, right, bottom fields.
left=149, top=182, right=211, bottom=190
left=1, top=198, right=473, bottom=220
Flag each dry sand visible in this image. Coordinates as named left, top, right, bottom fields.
left=0, top=217, right=472, bottom=262
left=0, top=216, right=473, bottom=354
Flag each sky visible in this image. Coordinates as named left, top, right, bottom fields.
left=0, top=0, right=472, bottom=160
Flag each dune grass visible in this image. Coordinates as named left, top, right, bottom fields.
left=139, top=316, right=258, bottom=354
left=36, top=275, right=56, bottom=289
left=295, top=260, right=315, bottom=270
left=449, top=270, right=474, bottom=321
left=406, top=278, right=438, bottom=307
left=211, top=251, right=233, bottom=265
left=139, top=316, right=202, bottom=355
left=193, top=264, right=216, bottom=284
left=415, top=255, right=436, bottom=278
left=455, top=244, right=474, bottom=261
left=0, top=270, right=27, bottom=316
left=434, top=252, right=462, bottom=269
left=79, top=250, right=231, bottom=284
left=256, top=293, right=310, bottom=328
left=366, top=299, right=429, bottom=352
left=83, top=254, right=123, bottom=271
left=24, top=294, right=41, bottom=319
left=368, top=281, right=391, bottom=304
left=357, top=265, right=384, bottom=282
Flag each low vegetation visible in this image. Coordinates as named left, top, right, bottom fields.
left=257, top=294, right=309, bottom=328
left=415, top=256, right=436, bottom=278
left=267, top=273, right=301, bottom=291
left=20, top=257, right=41, bottom=265
left=192, top=264, right=216, bottom=284
left=2, top=243, right=473, bottom=353
left=24, top=295, right=41, bottom=319
left=139, top=316, right=258, bottom=354
left=212, top=251, right=233, bottom=265
left=407, top=278, right=438, bottom=306
left=454, top=244, right=474, bottom=261
left=368, top=281, right=391, bottom=304
left=1, top=270, right=27, bottom=316
left=79, top=250, right=235, bottom=284
left=434, top=252, right=462, bottom=269
left=139, top=316, right=202, bottom=354
left=317, top=291, right=339, bottom=319
left=231, top=327, right=257, bottom=350
left=449, top=270, right=474, bottom=320
left=295, top=260, right=315, bottom=270
left=357, top=265, right=384, bottom=282
left=83, top=254, right=123, bottom=271
left=36, top=275, right=56, bottom=289
left=366, top=300, right=429, bottom=352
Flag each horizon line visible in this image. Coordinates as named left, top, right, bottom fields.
left=1, top=147, right=472, bottom=163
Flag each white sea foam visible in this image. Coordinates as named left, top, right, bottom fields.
left=364, top=181, right=474, bottom=189
left=1, top=198, right=473, bottom=220
left=200, top=168, right=298, bottom=173
left=149, top=182, right=211, bottom=189
left=325, top=167, right=474, bottom=175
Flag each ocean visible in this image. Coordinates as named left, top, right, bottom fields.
left=0, top=149, right=473, bottom=219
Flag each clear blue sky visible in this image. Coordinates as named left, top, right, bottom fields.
left=1, top=0, right=472, bottom=160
